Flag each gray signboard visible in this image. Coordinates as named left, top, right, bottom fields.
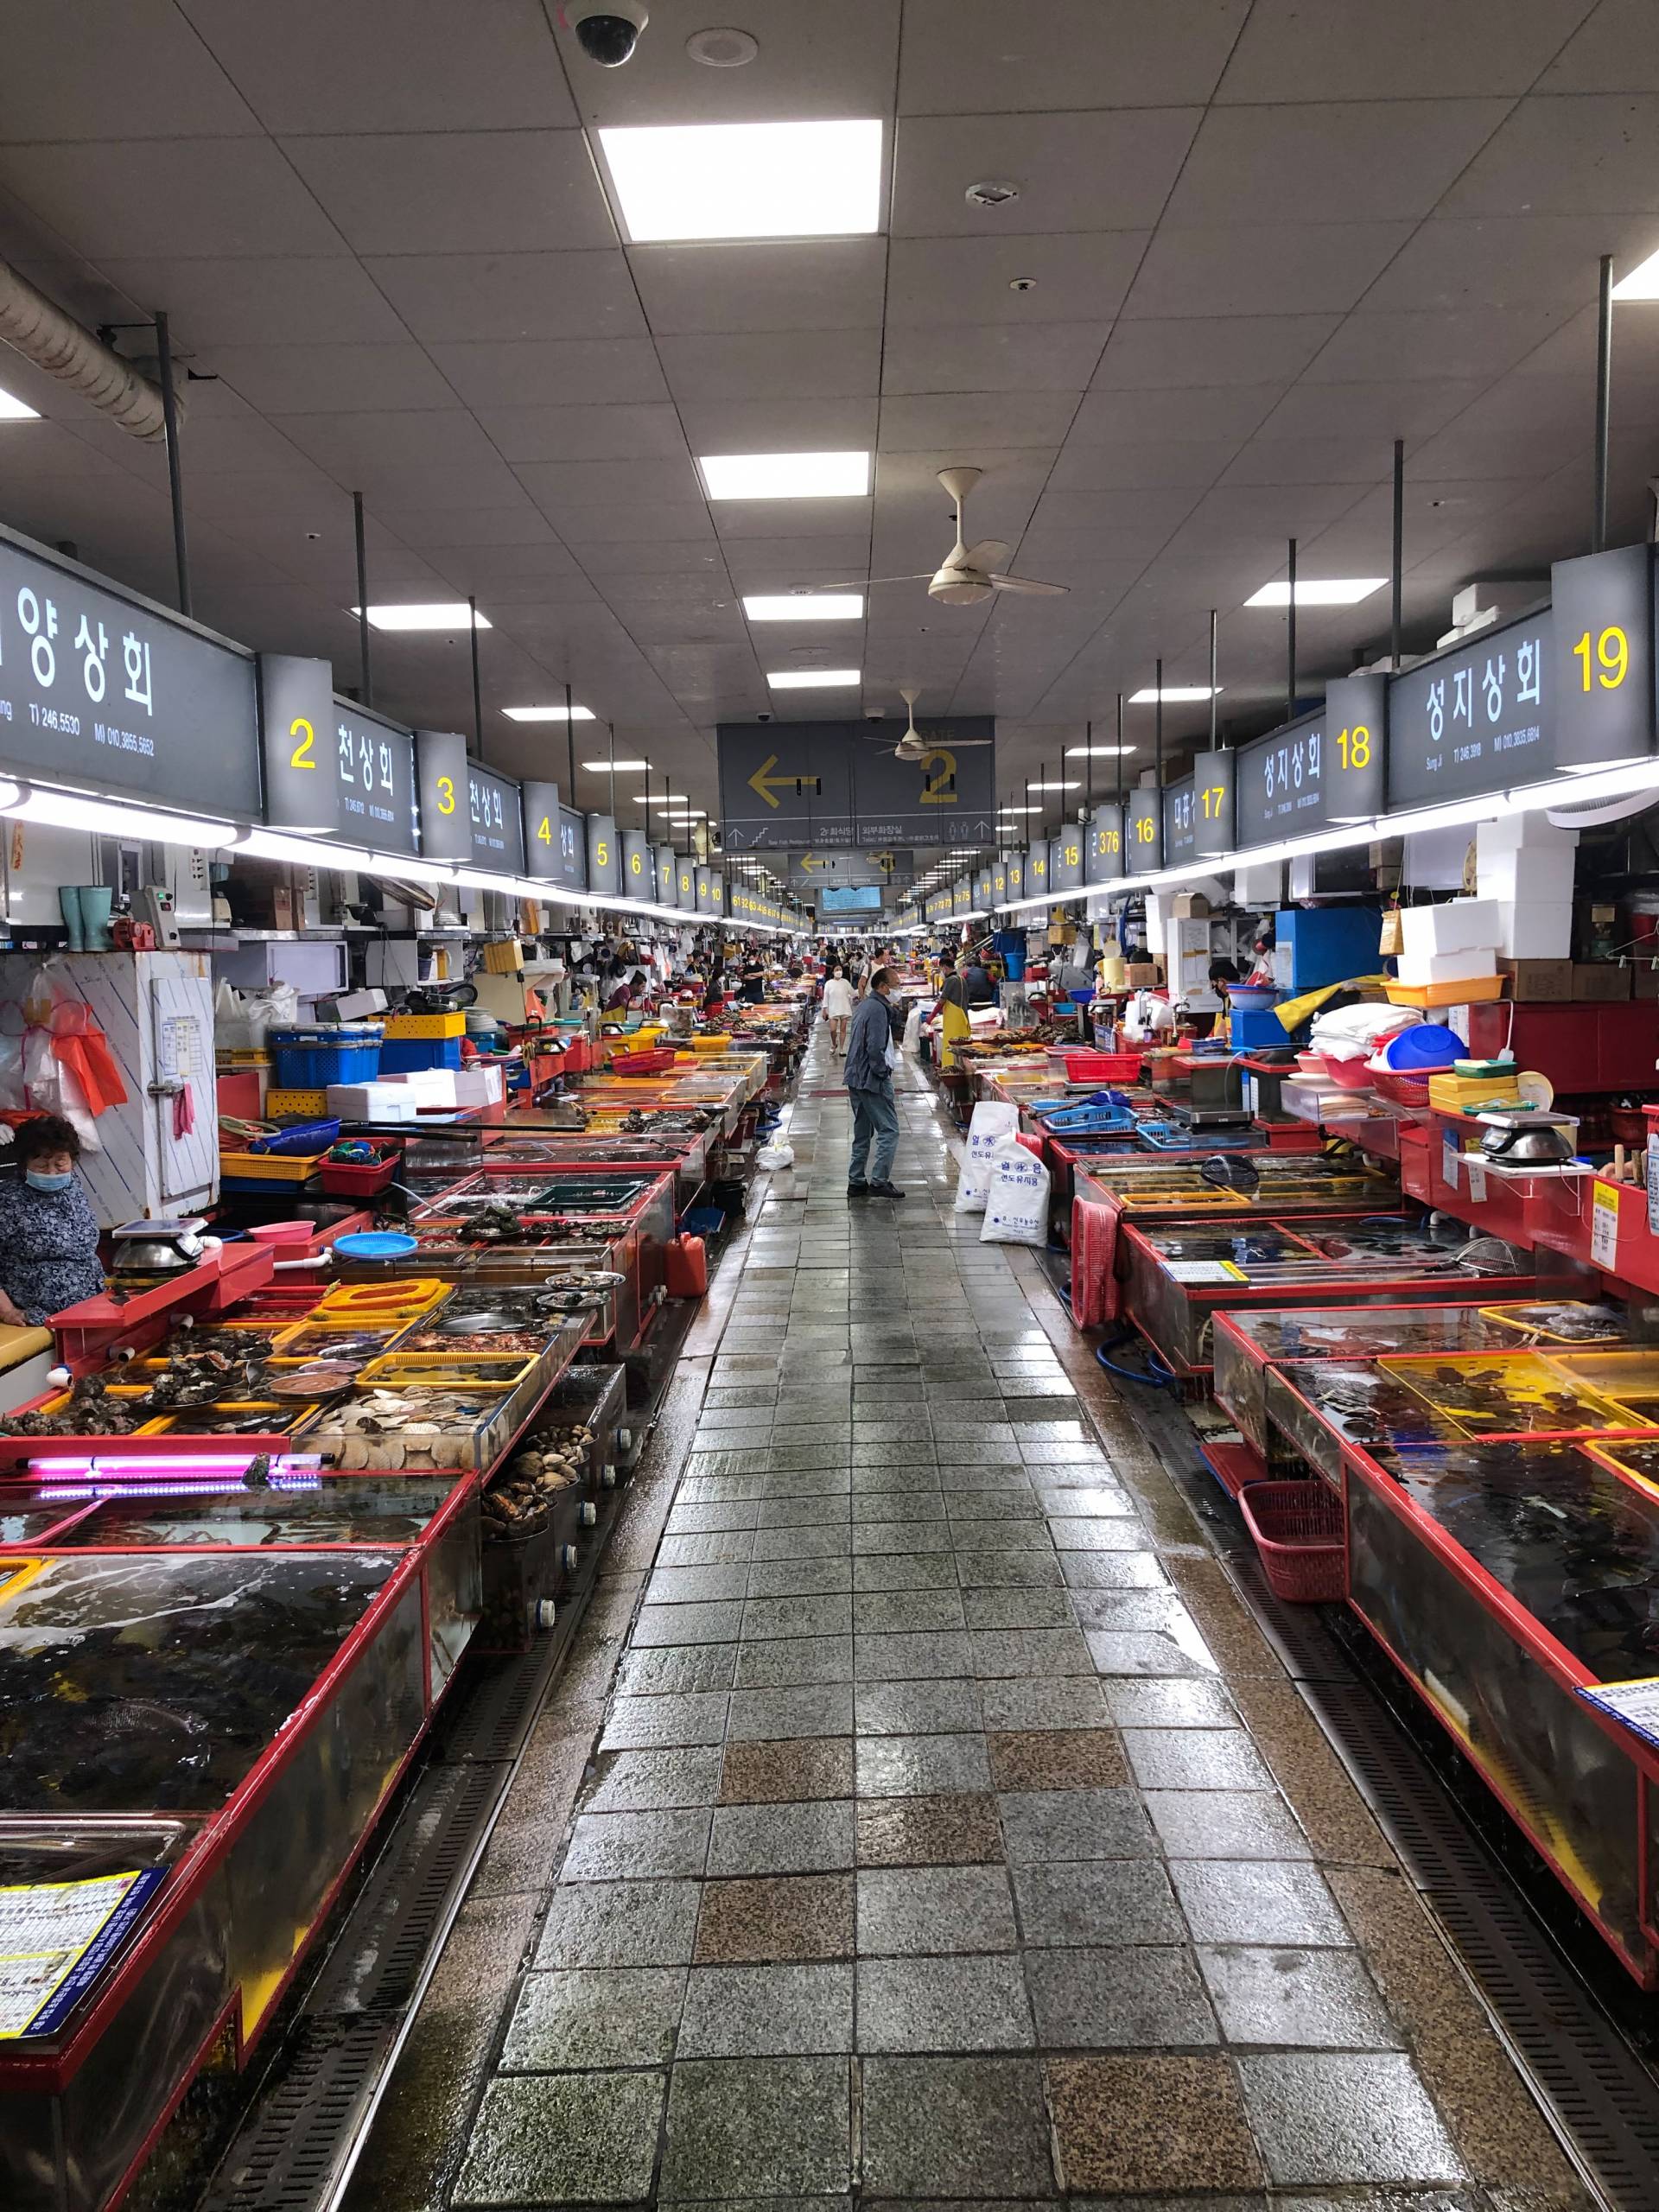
left=1049, top=827, right=1084, bottom=894
left=0, top=525, right=261, bottom=820
left=1128, top=788, right=1163, bottom=874
left=466, top=761, right=524, bottom=874
left=258, top=656, right=340, bottom=834
left=1190, top=751, right=1234, bottom=861
left=1551, top=543, right=1655, bottom=771
left=1085, top=805, right=1124, bottom=884
left=415, top=729, right=473, bottom=863
left=622, top=828, right=652, bottom=901
left=586, top=812, right=620, bottom=899
left=334, top=700, right=418, bottom=856
left=788, top=845, right=912, bottom=888
left=655, top=843, right=678, bottom=906
left=1163, top=776, right=1198, bottom=868
left=1388, top=611, right=1550, bottom=810
left=717, top=719, right=995, bottom=849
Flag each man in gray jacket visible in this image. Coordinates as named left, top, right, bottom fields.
left=843, top=966, right=905, bottom=1201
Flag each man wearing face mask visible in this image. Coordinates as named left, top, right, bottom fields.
left=0, top=1114, right=105, bottom=1326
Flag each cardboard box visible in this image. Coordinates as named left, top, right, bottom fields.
left=1495, top=901, right=1573, bottom=959
left=1123, top=962, right=1160, bottom=987
left=1169, top=893, right=1211, bottom=918
left=1499, top=957, right=1573, bottom=1003
left=1399, top=899, right=1500, bottom=958
left=1395, top=946, right=1499, bottom=988
left=1573, top=963, right=1632, bottom=1001
left=1475, top=849, right=1577, bottom=903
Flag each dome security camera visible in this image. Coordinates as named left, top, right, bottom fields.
left=563, top=0, right=647, bottom=65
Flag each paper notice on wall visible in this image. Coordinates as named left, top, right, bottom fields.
left=1166, top=1260, right=1247, bottom=1284
left=0, top=1868, right=165, bottom=2039
left=1441, top=1137, right=1460, bottom=1191
left=1592, top=1179, right=1621, bottom=1271
left=1463, top=1154, right=1487, bottom=1205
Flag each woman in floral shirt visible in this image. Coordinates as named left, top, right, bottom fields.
left=0, top=1115, right=105, bottom=1326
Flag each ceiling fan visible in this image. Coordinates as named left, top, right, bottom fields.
left=799, top=467, right=1068, bottom=609
left=865, top=687, right=995, bottom=763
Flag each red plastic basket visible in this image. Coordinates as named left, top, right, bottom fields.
left=1064, top=1051, right=1141, bottom=1082
left=1371, top=1069, right=1432, bottom=1108
left=320, top=1149, right=398, bottom=1198
left=1238, top=1479, right=1346, bottom=1603
left=611, top=1048, right=677, bottom=1076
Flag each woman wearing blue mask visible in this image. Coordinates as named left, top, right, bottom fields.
left=0, top=1114, right=105, bottom=1327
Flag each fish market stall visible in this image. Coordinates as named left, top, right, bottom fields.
left=1073, top=1150, right=1404, bottom=1224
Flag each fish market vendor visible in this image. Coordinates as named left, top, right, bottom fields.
left=0, top=1114, right=105, bottom=1326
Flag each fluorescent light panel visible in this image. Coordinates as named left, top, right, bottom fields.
left=1028, top=780, right=1079, bottom=791
left=743, top=593, right=864, bottom=620
left=581, top=759, right=650, bottom=771
left=767, top=668, right=860, bottom=689
left=0, top=385, right=41, bottom=421
left=3, top=785, right=236, bottom=848
left=353, top=603, right=492, bottom=631
left=503, top=703, right=594, bottom=722
left=1128, top=686, right=1220, bottom=703
left=599, top=119, right=883, bottom=245
left=1065, top=745, right=1134, bottom=757
left=1244, top=578, right=1385, bottom=608
left=1612, top=246, right=1659, bottom=300
left=703, top=451, right=870, bottom=500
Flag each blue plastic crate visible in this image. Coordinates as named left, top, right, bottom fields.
left=378, top=1036, right=464, bottom=1073
left=268, top=1027, right=383, bottom=1088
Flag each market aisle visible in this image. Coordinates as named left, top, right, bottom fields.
left=418, top=1016, right=1584, bottom=2212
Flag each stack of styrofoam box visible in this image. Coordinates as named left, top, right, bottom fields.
left=1474, top=816, right=1578, bottom=959
left=454, top=1063, right=505, bottom=1109
left=1395, top=899, right=1501, bottom=988
left=382, top=1067, right=460, bottom=1110
left=326, top=1080, right=422, bottom=1122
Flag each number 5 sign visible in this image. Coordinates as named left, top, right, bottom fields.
left=1551, top=544, right=1656, bottom=771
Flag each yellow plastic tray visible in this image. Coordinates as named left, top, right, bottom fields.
left=219, top=1148, right=327, bottom=1183
left=385, top=1011, right=466, bottom=1039
left=317, top=1278, right=452, bottom=1322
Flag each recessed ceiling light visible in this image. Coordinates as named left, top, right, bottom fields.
left=999, top=804, right=1042, bottom=814
left=1244, top=578, right=1385, bottom=608
left=1064, top=744, right=1135, bottom=757
left=352, top=602, right=491, bottom=631
left=1612, top=246, right=1659, bottom=300
left=743, top=593, right=864, bottom=620
left=582, top=758, right=650, bottom=771
left=767, top=668, right=860, bottom=689
left=503, top=702, right=594, bottom=722
left=702, top=452, right=870, bottom=500
left=598, top=119, right=882, bottom=244
left=1028, top=780, right=1080, bottom=791
left=1128, top=686, right=1221, bottom=704
left=687, top=24, right=759, bottom=66
left=0, top=385, right=41, bottom=421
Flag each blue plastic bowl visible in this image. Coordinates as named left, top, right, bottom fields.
left=334, top=1230, right=418, bottom=1262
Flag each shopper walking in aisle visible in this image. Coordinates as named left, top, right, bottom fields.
left=843, top=965, right=904, bottom=1200
left=822, top=960, right=855, bottom=1055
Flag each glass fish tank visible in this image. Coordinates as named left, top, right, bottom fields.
left=48, top=1475, right=461, bottom=1550
left=1074, top=1153, right=1402, bottom=1217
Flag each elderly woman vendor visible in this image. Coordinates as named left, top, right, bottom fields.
left=0, top=1114, right=105, bottom=1326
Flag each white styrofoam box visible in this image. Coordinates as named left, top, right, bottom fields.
left=381, top=1068, right=459, bottom=1108
left=1402, top=828, right=1472, bottom=890
left=327, top=1082, right=419, bottom=1122
left=1394, top=946, right=1500, bottom=988
left=1399, top=899, right=1501, bottom=958
left=454, top=1064, right=505, bottom=1107
left=1235, top=861, right=1282, bottom=906
left=1475, top=849, right=1576, bottom=904
left=1476, top=814, right=1578, bottom=856
left=1496, top=902, right=1573, bottom=959
left=1143, top=892, right=1167, bottom=957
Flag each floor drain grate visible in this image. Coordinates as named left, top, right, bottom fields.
left=204, top=2018, right=395, bottom=2212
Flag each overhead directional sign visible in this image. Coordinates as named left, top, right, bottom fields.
left=788, top=846, right=912, bottom=888
left=1162, top=776, right=1198, bottom=868
left=718, top=720, right=995, bottom=849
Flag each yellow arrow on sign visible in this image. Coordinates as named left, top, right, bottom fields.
left=747, top=754, right=806, bottom=809
left=798, top=851, right=825, bottom=872
left=868, top=849, right=895, bottom=871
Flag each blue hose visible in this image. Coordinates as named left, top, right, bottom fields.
left=1096, top=1332, right=1173, bottom=1389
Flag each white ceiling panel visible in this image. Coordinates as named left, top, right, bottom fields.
left=1442, top=95, right=1659, bottom=218
left=426, top=340, right=670, bottom=409
left=1539, top=0, right=1659, bottom=90
left=1047, top=438, right=1236, bottom=493
left=715, top=499, right=875, bottom=542
left=1301, top=305, right=1575, bottom=382
left=1165, top=101, right=1510, bottom=227
left=1362, top=214, right=1659, bottom=310
left=180, top=0, right=578, bottom=133
left=1215, top=1, right=1595, bottom=102
left=92, top=255, right=408, bottom=345
left=474, top=404, right=690, bottom=468
left=881, top=323, right=1108, bottom=394
left=203, top=343, right=459, bottom=414
left=899, top=1, right=1248, bottom=114
left=0, top=138, right=347, bottom=257
left=282, top=131, right=613, bottom=257
left=556, top=504, right=718, bottom=547
left=892, top=111, right=1201, bottom=238
left=1255, top=378, right=1490, bottom=443
left=627, top=241, right=887, bottom=336
left=0, top=1, right=260, bottom=141
left=1090, top=315, right=1339, bottom=389
left=1070, top=385, right=1284, bottom=442
left=877, top=391, right=1081, bottom=449
left=1219, top=437, right=1412, bottom=488
left=885, top=233, right=1148, bottom=327
left=658, top=330, right=883, bottom=404
left=1124, top=221, right=1416, bottom=320
left=515, top=455, right=703, bottom=510
left=677, top=397, right=880, bottom=456
left=720, top=541, right=876, bottom=586
left=372, top=506, right=561, bottom=550
left=360, top=251, right=645, bottom=344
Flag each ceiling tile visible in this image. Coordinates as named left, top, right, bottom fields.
left=94, top=256, right=407, bottom=345
left=573, top=538, right=725, bottom=575
left=885, top=232, right=1148, bottom=327
left=878, top=391, right=1080, bottom=448
left=1443, top=93, right=1659, bottom=217
left=714, top=499, right=874, bottom=542
left=283, top=131, right=614, bottom=256
left=1218, top=436, right=1411, bottom=487
left=1049, top=438, right=1236, bottom=490
left=899, top=0, right=1248, bottom=113
left=427, top=340, right=669, bottom=409
left=1176, top=478, right=1368, bottom=543
left=361, top=251, right=646, bottom=343
left=570, top=0, right=900, bottom=125
left=1090, top=314, right=1338, bottom=390
left=1215, top=0, right=1594, bottom=100
left=721, top=540, right=875, bottom=585
left=0, top=1, right=260, bottom=140
left=372, top=506, right=560, bottom=550
left=0, top=139, right=347, bottom=257
left=474, top=403, right=690, bottom=467
left=1538, top=0, right=1659, bottom=91
left=1123, top=222, right=1416, bottom=320
left=272, top=409, right=504, bottom=476
left=1359, top=213, right=1659, bottom=310
left=556, top=504, right=717, bottom=547
left=515, top=455, right=702, bottom=509
left=627, top=241, right=887, bottom=335
left=882, top=323, right=1107, bottom=394
left=1071, top=385, right=1284, bottom=442
left=658, top=331, right=882, bottom=404
left=677, top=397, right=879, bottom=456
left=203, top=343, right=459, bottom=413
left=892, top=111, right=1200, bottom=238
left=1166, top=100, right=1510, bottom=226
left=1256, top=378, right=1489, bottom=442
left=1302, top=305, right=1574, bottom=381
left=180, top=0, right=578, bottom=131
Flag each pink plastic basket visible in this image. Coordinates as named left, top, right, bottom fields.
left=1238, top=1480, right=1346, bottom=1603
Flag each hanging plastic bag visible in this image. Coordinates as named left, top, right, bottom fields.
left=902, top=1005, right=922, bottom=1052
left=955, top=1100, right=1019, bottom=1213
left=48, top=999, right=129, bottom=1116
left=980, top=1133, right=1052, bottom=1248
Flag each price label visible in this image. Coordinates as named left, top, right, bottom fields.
left=1592, top=1179, right=1621, bottom=1270
left=1463, top=1154, right=1488, bottom=1205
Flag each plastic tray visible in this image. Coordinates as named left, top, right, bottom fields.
left=219, top=1148, right=328, bottom=1185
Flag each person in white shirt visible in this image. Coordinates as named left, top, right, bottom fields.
left=821, top=962, right=855, bottom=1054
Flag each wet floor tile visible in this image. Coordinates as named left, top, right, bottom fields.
left=986, top=1729, right=1127, bottom=1792
left=1173, top=1859, right=1353, bottom=1947
left=753, top=1522, right=853, bottom=1560
left=727, top=1682, right=856, bottom=1740
left=854, top=1586, right=966, bottom=1633
left=962, top=1586, right=1077, bottom=1631
left=859, top=2055, right=1056, bottom=2197
left=1046, top=2053, right=1262, bottom=2194
left=537, top=1879, right=702, bottom=1968
left=661, top=2056, right=852, bottom=2198
left=501, top=1966, right=684, bottom=2070
left=996, top=1786, right=1154, bottom=1864
left=970, top=1627, right=1094, bottom=1679
left=855, top=1864, right=1019, bottom=1955
left=647, top=1563, right=750, bottom=1605
left=746, top=1555, right=855, bottom=1599
left=855, top=1678, right=983, bottom=1735
left=563, top=1808, right=711, bottom=1882
left=855, top=1732, right=994, bottom=1797
left=854, top=1551, right=962, bottom=1592
left=1012, top=1858, right=1185, bottom=1947
left=583, top=1747, right=723, bottom=1812
left=1062, top=1548, right=1168, bottom=1587
left=955, top=1551, right=1067, bottom=1592
left=616, top=1643, right=737, bottom=1697
left=1086, top=1627, right=1219, bottom=1677
left=742, top=1592, right=855, bottom=1641
left=1025, top=1944, right=1217, bottom=2048
left=1198, top=1944, right=1402, bottom=2048
left=693, top=1873, right=855, bottom=1963
left=734, top=1635, right=855, bottom=1689
left=599, top=1691, right=729, bottom=1751
left=1124, top=1727, right=1276, bottom=1791
left=707, top=1797, right=855, bottom=1876
left=857, top=1952, right=1034, bottom=2051
left=1102, top=1675, right=1234, bottom=1727
left=454, top=2069, right=666, bottom=2205
left=720, top=1736, right=855, bottom=1804
left=978, top=1676, right=1109, bottom=1732
left=1147, top=1789, right=1313, bottom=1861
left=856, top=1791, right=1006, bottom=1867
left=632, top=1599, right=747, bottom=1647
left=855, top=1630, right=976, bottom=1681
left=678, top=1961, right=854, bottom=2056
left=1236, top=2051, right=1463, bottom=2184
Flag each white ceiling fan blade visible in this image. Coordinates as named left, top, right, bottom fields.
left=792, top=575, right=929, bottom=592
left=963, top=539, right=1008, bottom=571
left=988, top=574, right=1069, bottom=596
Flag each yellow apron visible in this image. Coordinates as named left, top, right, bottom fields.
left=941, top=995, right=971, bottom=1069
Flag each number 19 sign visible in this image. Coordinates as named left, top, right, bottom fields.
left=1551, top=544, right=1656, bottom=771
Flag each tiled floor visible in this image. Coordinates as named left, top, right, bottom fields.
left=418, top=1026, right=1588, bottom=2212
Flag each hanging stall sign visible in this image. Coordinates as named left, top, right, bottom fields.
left=522, top=779, right=566, bottom=885
left=1049, top=826, right=1084, bottom=893
left=621, top=828, right=652, bottom=901
left=1004, top=849, right=1025, bottom=901
left=1387, top=607, right=1551, bottom=810
left=335, top=700, right=419, bottom=856
left=586, top=811, right=620, bottom=899
left=990, top=856, right=1007, bottom=905
left=677, top=855, right=696, bottom=907
left=975, top=867, right=994, bottom=909
left=466, top=762, right=524, bottom=874
left=0, top=524, right=262, bottom=820
left=1027, top=842, right=1049, bottom=899
left=695, top=864, right=715, bottom=912
left=1128, top=787, right=1163, bottom=874
left=1190, top=750, right=1235, bottom=861
left=1235, top=710, right=1324, bottom=849
left=1322, top=672, right=1387, bottom=821
left=1550, top=544, right=1656, bottom=770
left=656, top=843, right=677, bottom=906
left=1162, top=776, right=1198, bottom=869
left=414, top=729, right=473, bottom=863
left=952, top=876, right=971, bottom=915
left=558, top=804, right=587, bottom=892
left=258, top=656, right=340, bottom=834
left=1086, top=804, right=1124, bottom=884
